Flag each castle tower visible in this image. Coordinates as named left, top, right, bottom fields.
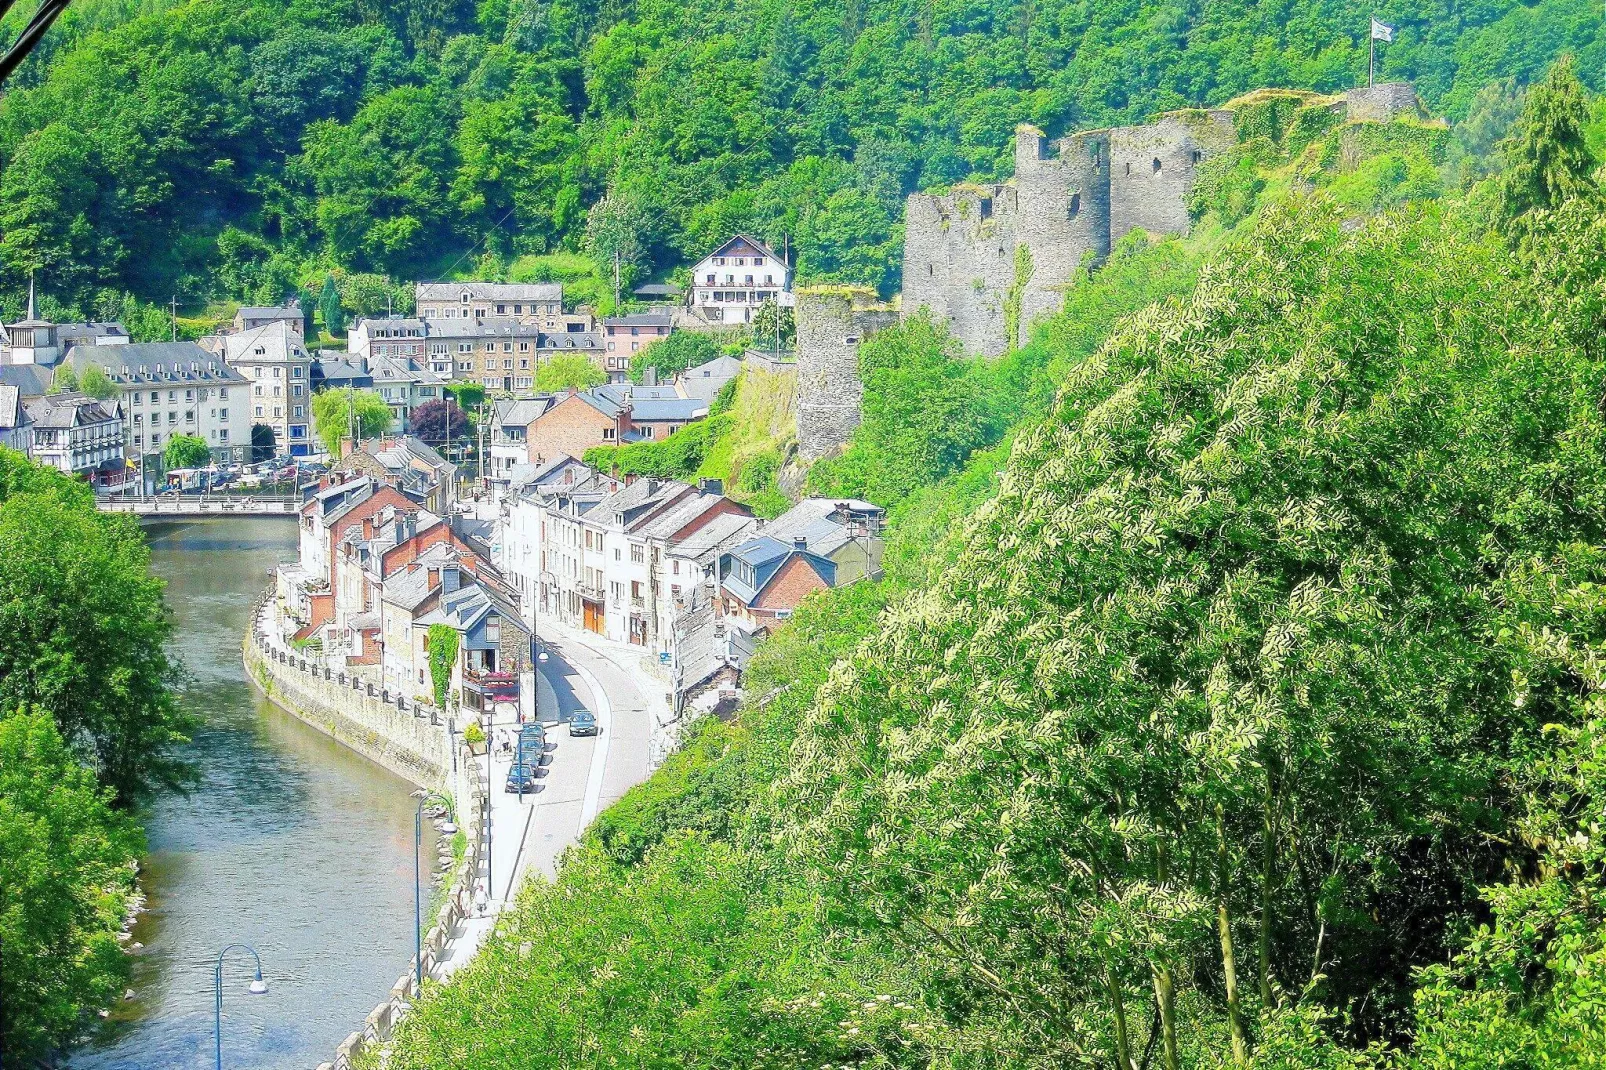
left=1108, top=109, right=1236, bottom=243
left=795, top=286, right=897, bottom=461
left=1012, top=125, right=1112, bottom=347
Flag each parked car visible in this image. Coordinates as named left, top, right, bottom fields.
left=567, top=711, right=598, bottom=737
left=504, top=763, right=537, bottom=794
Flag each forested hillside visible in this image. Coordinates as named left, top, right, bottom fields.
left=372, top=60, right=1606, bottom=1069
left=2, top=0, right=1605, bottom=325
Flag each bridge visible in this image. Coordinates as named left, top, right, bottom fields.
left=96, top=494, right=301, bottom=517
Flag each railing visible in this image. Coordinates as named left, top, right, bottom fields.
left=99, top=494, right=300, bottom=516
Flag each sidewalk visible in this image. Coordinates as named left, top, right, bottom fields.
left=536, top=616, right=678, bottom=772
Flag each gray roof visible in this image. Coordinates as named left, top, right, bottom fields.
left=492, top=397, right=556, bottom=429
left=367, top=352, right=445, bottom=385
left=666, top=510, right=758, bottom=562
left=633, top=283, right=682, bottom=297
left=603, top=312, right=673, bottom=328
left=313, top=356, right=372, bottom=388
left=25, top=392, right=117, bottom=429
left=591, top=477, right=691, bottom=530
left=416, top=282, right=562, bottom=304
left=58, top=322, right=129, bottom=346
left=676, top=355, right=743, bottom=405
left=70, top=342, right=248, bottom=386
left=631, top=397, right=708, bottom=423
left=0, top=384, right=28, bottom=431
left=0, top=364, right=50, bottom=399
left=722, top=535, right=835, bottom=606
left=223, top=321, right=309, bottom=364
left=237, top=306, right=302, bottom=321
left=763, top=497, right=885, bottom=558
left=635, top=492, right=749, bottom=544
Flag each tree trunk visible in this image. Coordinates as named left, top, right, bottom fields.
left=1151, top=962, right=1179, bottom=1070
left=1106, top=953, right=1134, bottom=1070
left=1258, top=769, right=1279, bottom=1009
left=1217, top=805, right=1249, bottom=1067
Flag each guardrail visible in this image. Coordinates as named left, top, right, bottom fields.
left=99, top=494, right=301, bottom=516
left=246, top=589, right=484, bottom=1070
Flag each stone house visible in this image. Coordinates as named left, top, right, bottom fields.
left=347, top=317, right=428, bottom=365
left=234, top=304, right=304, bottom=339
left=487, top=397, right=556, bottom=486
left=415, top=282, right=563, bottom=325
left=70, top=342, right=250, bottom=469
left=222, top=321, right=314, bottom=456
left=627, top=395, right=708, bottom=443
left=331, top=435, right=457, bottom=514
left=525, top=388, right=632, bottom=463
left=366, top=351, right=448, bottom=434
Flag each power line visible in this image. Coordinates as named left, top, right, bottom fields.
left=0, top=0, right=71, bottom=86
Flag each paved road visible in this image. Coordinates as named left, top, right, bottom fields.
left=431, top=625, right=657, bottom=977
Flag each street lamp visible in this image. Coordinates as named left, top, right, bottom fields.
left=410, top=789, right=456, bottom=991
left=213, top=943, right=268, bottom=1070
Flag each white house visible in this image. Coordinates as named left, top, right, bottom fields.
left=222, top=321, right=314, bottom=456
left=687, top=236, right=792, bottom=325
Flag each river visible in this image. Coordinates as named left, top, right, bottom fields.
left=70, top=518, right=429, bottom=1070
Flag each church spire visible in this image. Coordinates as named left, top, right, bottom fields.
left=26, top=272, right=35, bottom=321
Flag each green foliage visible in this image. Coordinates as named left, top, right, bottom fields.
left=749, top=299, right=794, bottom=352
left=1500, top=56, right=1598, bottom=222
left=1444, top=78, right=1525, bottom=190
left=163, top=433, right=210, bottom=469
left=77, top=364, right=117, bottom=400
left=0, top=448, right=191, bottom=803
left=427, top=623, right=458, bottom=709
left=533, top=352, right=605, bottom=392
left=48, top=364, right=77, bottom=394
left=806, top=312, right=1003, bottom=509
left=311, top=388, right=391, bottom=455
left=443, top=381, right=485, bottom=413
left=628, top=330, right=719, bottom=385
left=1188, top=147, right=1269, bottom=224
left=462, top=719, right=483, bottom=745
left=319, top=275, right=346, bottom=337
left=0, top=710, right=141, bottom=1062
left=585, top=413, right=732, bottom=480
left=250, top=422, right=276, bottom=462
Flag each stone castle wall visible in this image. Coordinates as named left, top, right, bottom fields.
left=795, top=287, right=897, bottom=461
left=900, top=85, right=1418, bottom=357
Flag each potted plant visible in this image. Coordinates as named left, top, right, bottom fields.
left=463, top=720, right=486, bottom=756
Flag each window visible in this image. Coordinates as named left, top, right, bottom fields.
left=293, top=366, right=303, bottom=378
left=641, top=426, right=654, bottom=439
left=631, top=543, right=644, bottom=564
left=293, top=405, right=303, bottom=417
left=979, top=196, right=993, bottom=219
left=1125, top=161, right=1132, bottom=176
left=496, top=304, right=506, bottom=314
left=292, top=384, right=303, bottom=397
left=1069, top=192, right=1081, bottom=218
left=255, top=405, right=264, bottom=417
left=486, top=615, right=499, bottom=641
left=1152, top=157, right=1162, bottom=174
left=1192, top=150, right=1203, bottom=164
left=602, top=427, right=616, bottom=441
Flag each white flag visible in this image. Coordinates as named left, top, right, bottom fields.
left=1371, top=18, right=1395, bottom=42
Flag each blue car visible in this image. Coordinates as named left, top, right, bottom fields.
left=567, top=711, right=598, bottom=737
left=505, top=763, right=537, bottom=794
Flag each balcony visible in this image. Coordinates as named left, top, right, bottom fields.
left=578, top=582, right=604, bottom=602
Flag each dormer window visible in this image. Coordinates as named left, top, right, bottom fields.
left=254, top=346, right=265, bottom=355
left=461, top=292, right=472, bottom=303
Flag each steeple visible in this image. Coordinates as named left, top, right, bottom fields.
left=26, top=272, right=35, bottom=321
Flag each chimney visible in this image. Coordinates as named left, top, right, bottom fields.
left=441, top=564, right=461, bottom=592
left=793, top=536, right=807, bottom=552
left=609, top=479, right=618, bottom=493
left=644, top=366, right=658, bottom=387
left=698, top=477, right=723, bottom=496
left=341, top=436, right=355, bottom=458
left=427, top=567, right=439, bottom=588
left=362, top=517, right=374, bottom=539
left=645, top=478, right=660, bottom=495
left=624, top=472, right=637, bottom=487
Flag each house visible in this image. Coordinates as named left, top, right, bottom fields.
left=1, top=282, right=129, bottom=366
left=281, top=477, right=417, bottom=638
left=628, top=395, right=708, bottom=442
left=718, top=534, right=836, bottom=631
left=347, top=317, right=428, bottom=364
left=415, top=282, right=563, bottom=325
left=234, top=304, right=305, bottom=339
left=653, top=500, right=757, bottom=643
left=687, top=236, right=792, bottom=325
left=366, top=351, right=447, bottom=434
left=311, top=354, right=373, bottom=393
left=487, top=397, right=556, bottom=486
left=633, top=282, right=683, bottom=304
left=332, top=435, right=457, bottom=514
left=627, top=483, right=755, bottom=651
left=24, top=393, right=125, bottom=483
left=222, top=321, right=314, bottom=456
left=422, top=316, right=605, bottom=394
left=600, top=312, right=673, bottom=380
left=525, top=387, right=633, bottom=462
left=761, top=497, right=886, bottom=584
left=70, top=342, right=251, bottom=468
left=674, top=354, right=744, bottom=405
left=0, top=384, right=32, bottom=453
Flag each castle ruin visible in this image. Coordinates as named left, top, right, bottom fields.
left=794, top=286, right=898, bottom=462
left=902, top=84, right=1420, bottom=356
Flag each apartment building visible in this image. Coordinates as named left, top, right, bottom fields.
left=222, top=321, right=314, bottom=456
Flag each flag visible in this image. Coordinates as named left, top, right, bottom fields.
left=1371, top=18, right=1395, bottom=42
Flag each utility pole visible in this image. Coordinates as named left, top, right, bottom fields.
left=170, top=295, right=178, bottom=341
left=613, top=249, right=622, bottom=311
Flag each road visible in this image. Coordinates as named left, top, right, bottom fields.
left=431, top=623, right=658, bottom=978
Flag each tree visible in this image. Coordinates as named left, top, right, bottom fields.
left=0, top=449, right=191, bottom=802
left=583, top=191, right=656, bottom=306
left=410, top=398, right=468, bottom=444
left=163, top=434, right=211, bottom=470
left=250, top=422, right=278, bottom=462
left=444, top=382, right=485, bottom=413
left=0, top=710, right=141, bottom=1062
left=311, top=388, right=392, bottom=455
left=48, top=364, right=78, bottom=394
left=535, top=353, right=605, bottom=392
left=77, top=363, right=117, bottom=400
left=426, top=623, right=458, bottom=709
left=628, top=331, right=719, bottom=385
left=319, top=275, right=345, bottom=337
left=750, top=299, right=794, bottom=352
left=1499, top=56, right=1597, bottom=221
left=297, top=288, right=317, bottom=338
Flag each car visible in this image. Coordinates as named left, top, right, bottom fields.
left=517, top=725, right=545, bottom=749
left=504, top=763, right=537, bottom=794
left=567, top=711, right=599, bottom=737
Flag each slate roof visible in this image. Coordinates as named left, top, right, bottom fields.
left=367, top=352, right=445, bottom=385
left=666, top=510, right=758, bottom=564
left=416, top=282, right=562, bottom=303
left=722, top=535, right=835, bottom=606
left=0, top=364, right=50, bottom=399
left=70, top=342, right=248, bottom=386
left=237, top=306, right=303, bottom=322
left=633, top=283, right=682, bottom=298
left=592, top=476, right=691, bottom=529
left=763, top=498, right=884, bottom=558
left=697, top=234, right=784, bottom=265
left=603, top=312, right=673, bottom=328
left=222, top=320, right=309, bottom=364
left=631, top=397, right=707, bottom=423
left=0, top=384, right=29, bottom=431
left=25, top=392, right=117, bottom=429
left=312, top=356, right=373, bottom=389
left=492, top=397, right=556, bottom=429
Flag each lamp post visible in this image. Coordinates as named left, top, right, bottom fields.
left=410, top=789, right=455, bottom=991
left=213, top=943, right=268, bottom=1070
